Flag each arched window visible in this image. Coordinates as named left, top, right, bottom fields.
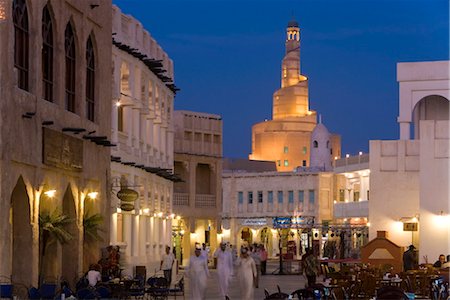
left=86, top=36, right=95, bottom=121
left=313, top=140, right=318, bottom=148
left=65, top=23, right=76, bottom=112
left=42, top=6, right=53, bottom=101
left=13, top=0, right=29, bottom=90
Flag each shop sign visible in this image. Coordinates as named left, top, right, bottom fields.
left=42, top=128, right=83, bottom=171
left=117, top=188, right=138, bottom=211
left=403, top=222, right=418, bottom=231
left=273, top=216, right=315, bottom=229
left=242, top=218, right=267, bottom=226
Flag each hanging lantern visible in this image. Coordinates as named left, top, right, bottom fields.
left=117, top=188, right=139, bottom=211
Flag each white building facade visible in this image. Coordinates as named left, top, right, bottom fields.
left=369, top=60, right=450, bottom=263
left=222, top=171, right=334, bottom=260
left=109, top=6, right=178, bottom=276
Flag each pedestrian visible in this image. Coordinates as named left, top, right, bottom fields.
left=213, top=242, right=233, bottom=298
left=433, top=254, right=446, bottom=268
left=259, top=244, right=268, bottom=275
left=403, top=245, right=417, bottom=271
left=303, top=248, right=319, bottom=287
left=187, top=244, right=210, bottom=300
left=250, top=245, right=261, bottom=288
left=200, top=243, right=209, bottom=263
left=235, top=247, right=256, bottom=300
left=160, top=245, right=175, bottom=286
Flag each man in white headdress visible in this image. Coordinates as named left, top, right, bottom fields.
left=213, top=242, right=233, bottom=298
left=235, top=247, right=256, bottom=300
left=187, top=244, right=210, bottom=299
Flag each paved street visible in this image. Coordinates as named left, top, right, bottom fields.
left=173, top=260, right=320, bottom=299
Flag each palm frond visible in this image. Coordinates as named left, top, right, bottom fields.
left=83, top=212, right=105, bottom=243
left=39, top=209, right=74, bottom=246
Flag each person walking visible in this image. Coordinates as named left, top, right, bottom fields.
left=235, top=247, right=256, bottom=300
left=259, top=244, right=268, bottom=275
left=304, top=248, right=319, bottom=287
left=250, top=245, right=261, bottom=288
left=160, top=246, right=175, bottom=286
left=187, top=244, right=210, bottom=300
left=213, top=242, right=233, bottom=298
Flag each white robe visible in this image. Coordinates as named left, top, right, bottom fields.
left=236, top=256, right=256, bottom=300
left=187, top=255, right=209, bottom=300
left=214, top=249, right=233, bottom=297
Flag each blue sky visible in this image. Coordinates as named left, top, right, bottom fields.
left=113, top=0, right=449, bottom=158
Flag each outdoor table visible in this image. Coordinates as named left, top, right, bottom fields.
left=380, top=278, right=402, bottom=287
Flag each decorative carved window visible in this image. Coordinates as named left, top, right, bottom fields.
left=65, top=23, right=76, bottom=112
left=86, top=36, right=95, bottom=121
left=13, top=0, right=29, bottom=90
left=42, top=6, right=53, bottom=101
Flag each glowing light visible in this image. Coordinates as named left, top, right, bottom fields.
left=157, top=212, right=163, bottom=218
left=87, top=192, right=98, bottom=199
left=412, top=217, right=418, bottom=223
left=333, top=200, right=337, bottom=204
left=115, top=101, right=121, bottom=107
left=176, top=215, right=181, bottom=220
left=359, top=151, right=363, bottom=156
left=180, top=229, right=185, bottom=235
left=367, top=222, right=371, bottom=227
left=334, top=156, right=338, bottom=160
left=346, top=154, right=350, bottom=158
left=170, top=213, right=175, bottom=219
left=117, top=208, right=122, bottom=213
left=143, top=208, right=150, bottom=214
left=44, top=190, right=56, bottom=198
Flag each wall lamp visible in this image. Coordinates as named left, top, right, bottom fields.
left=44, top=189, right=56, bottom=198
left=87, top=192, right=98, bottom=199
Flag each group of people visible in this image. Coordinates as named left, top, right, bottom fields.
left=403, top=245, right=450, bottom=272
left=187, top=242, right=268, bottom=300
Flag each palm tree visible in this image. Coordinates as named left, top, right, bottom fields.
left=83, top=211, right=105, bottom=244
left=39, top=210, right=74, bottom=284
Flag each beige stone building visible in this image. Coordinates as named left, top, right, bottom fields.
left=0, top=0, right=112, bottom=287
left=369, top=61, right=450, bottom=263
left=249, top=19, right=341, bottom=171
left=172, top=110, right=222, bottom=266
left=109, top=5, right=178, bottom=277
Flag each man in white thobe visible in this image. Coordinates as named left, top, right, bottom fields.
left=187, top=245, right=210, bottom=300
left=213, top=243, right=233, bottom=298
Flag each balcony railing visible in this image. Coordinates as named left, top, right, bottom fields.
left=333, top=200, right=369, bottom=218
left=195, top=194, right=216, bottom=208
left=173, top=193, right=189, bottom=206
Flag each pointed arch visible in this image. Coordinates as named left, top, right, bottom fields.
left=13, top=0, right=29, bottom=90
left=65, top=22, right=76, bottom=112
left=313, top=140, right=318, bottom=148
left=62, top=184, right=79, bottom=286
left=42, top=4, right=54, bottom=101
left=86, top=34, right=95, bottom=121
left=11, top=176, right=33, bottom=286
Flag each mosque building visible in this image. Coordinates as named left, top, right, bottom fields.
left=249, top=19, right=341, bottom=171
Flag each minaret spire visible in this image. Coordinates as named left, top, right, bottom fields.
left=282, top=18, right=301, bottom=88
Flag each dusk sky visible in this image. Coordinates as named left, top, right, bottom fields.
left=113, top=0, right=449, bottom=159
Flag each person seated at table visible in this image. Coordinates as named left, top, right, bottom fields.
left=87, top=263, right=102, bottom=287
left=441, top=255, right=450, bottom=269
left=433, top=254, right=446, bottom=268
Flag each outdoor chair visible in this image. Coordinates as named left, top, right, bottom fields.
left=39, top=282, right=57, bottom=299
left=264, top=292, right=290, bottom=299
left=126, top=276, right=145, bottom=299
left=291, top=288, right=315, bottom=300
left=168, top=276, right=184, bottom=299
left=0, top=283, right=13, bottom=299
left=28, top=287, right=41, bottom=300
left=146, top=276, right=169, bottom=300
left=96, top=285, right=112, bottom=299
left=76, top=287, right=97, bottom=299
left=376, top=286, right=409, bottom=299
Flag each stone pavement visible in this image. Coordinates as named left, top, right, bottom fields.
left=172, top=260, right=321, bottom=300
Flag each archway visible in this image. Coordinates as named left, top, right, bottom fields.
left=259, top=227, right=272, bottom=254
left=11, top=176, right=33, bottom=286
left=412, top=95, right=449, bottom=139
left=62, top=185, right=79, bottom=287
left=240, top=227, right=253, bottom=246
